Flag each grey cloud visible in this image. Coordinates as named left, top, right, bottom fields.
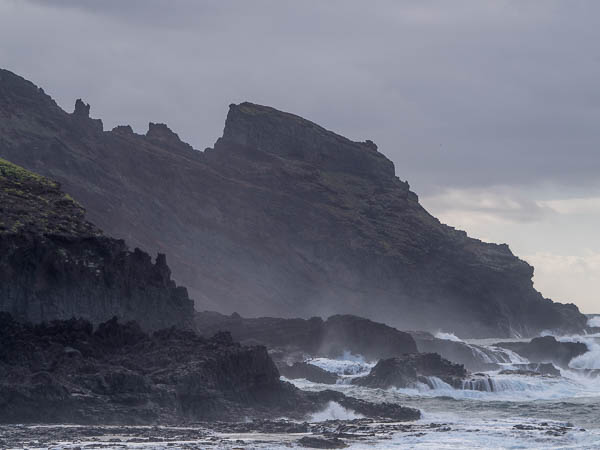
left=1, top=0, right=599, bottom=312
left=1, top=0, right=599, bottom=196
left=421, top=187, right=555, bottom=224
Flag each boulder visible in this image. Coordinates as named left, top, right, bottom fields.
left=278, top=362, right=338, bottom=384
left=352, top=353, right=466, bottom=389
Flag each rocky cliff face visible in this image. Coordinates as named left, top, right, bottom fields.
left=0, top=68, right=587, bottom=337
left=0, top=156, right=194, bottom=330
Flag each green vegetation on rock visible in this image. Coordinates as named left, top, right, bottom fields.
left=0, top=157, right=100, bottom=237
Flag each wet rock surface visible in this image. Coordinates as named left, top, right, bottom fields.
left=500, top=363, right=562, bottom=377
left=298, top=435, right=348, bottom=448
left=0, top=419, right=583, bottom=448
left=278, top=362, right=339, bottom=384
left=0, top=314, right=420, bottom=425
left=496, top=336, right=588, bottom=368
left=0, top=68, right=587, bottom=337
left=352, top=353, right=467, bottom=389
left=196, top=312, right=417, bottom=362
left=410, top=331, right=500, bottom=372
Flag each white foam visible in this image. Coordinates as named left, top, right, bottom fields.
left=307, top=355, right=374, bottom=378
left=308, top=401, right=364, bottom=422
left=388, top=373, right=596, bottom=401
left=568, top=338, right=600, bottom=370
left=434, top=331, right=464, bottom=342
left=588, top=316, right=600, bottom=328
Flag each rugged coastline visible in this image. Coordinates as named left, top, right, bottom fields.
left=0, top=68, right=588, bottom=337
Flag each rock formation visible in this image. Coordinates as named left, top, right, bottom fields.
left=195, top=312, right=417, bottom=361
left=278, top=362, right=338, bottom=384
left=0, top=68, right=587, bottom=337
left=0, top=313, right=420, bottom=424
left=496, top=336, right=588, bottom=368
left=410, top=331, right=500, bottom=372
left=352, top=353, right=467, bottom=389
left=0, top=157, right=194, bottom=330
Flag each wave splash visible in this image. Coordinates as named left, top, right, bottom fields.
left=309, top=401, right=364, bottom=421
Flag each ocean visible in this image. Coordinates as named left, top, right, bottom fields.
left=2, top=333, right=599, bottom=449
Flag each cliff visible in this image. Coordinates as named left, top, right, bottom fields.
left=0, top=156, right=194, bottom=330
left=0, top=68, right=587, bottom=337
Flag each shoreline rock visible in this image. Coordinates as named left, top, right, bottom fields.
left=495, top=336, right=588, bottom=368
left=0, top=313, right=420, bottom=425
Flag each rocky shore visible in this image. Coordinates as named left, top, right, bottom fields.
left=0, top=313, right=420, bottom=425
left=196, top=311, right=417, bottom=362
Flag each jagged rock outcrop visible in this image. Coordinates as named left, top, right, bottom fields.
left=0, top=313, right=420, bottom=424
left=278, top=362, right=338, bottom=384
left=0, top=157, right=194, bottom=330
left=410, top=331, right=500, bottom=372
left=352, top=353, right=467, bottom=389
left=496, top=336, right=588, bottom=368
left=0, top=68, right=587, bottom=337
left=499, top=363, right=561, bottom=377
left=195, top=311, right=417, bottom=361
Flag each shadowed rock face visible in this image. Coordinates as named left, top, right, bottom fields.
left=410, top=331, right=500, bottom=372
left=496, top=336, right=588, bottom=368
left=0, top=68, right=587, bottom=337
left=0, top=157, right=194, bottom=330
left=195, top=312, right=417, bottom=361
left=278, top=362, right=338, bottom=384
left=0, top=313, right=420, bottom=424
left=352, top=353, right=467, bottom=389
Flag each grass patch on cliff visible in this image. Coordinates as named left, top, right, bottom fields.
left=0, top=157, right=57, bottom=188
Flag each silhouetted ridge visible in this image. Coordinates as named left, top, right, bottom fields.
left=220, top=102, right=395, bottom=179
left=0, top=69, right=588, bottom=337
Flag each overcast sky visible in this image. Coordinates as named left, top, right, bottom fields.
left=1, top=0, right=598, bottom=313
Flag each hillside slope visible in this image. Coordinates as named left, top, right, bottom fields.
left=0, top=68, right=586, bottom=337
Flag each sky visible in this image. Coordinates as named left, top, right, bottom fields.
left=0, top=0, right=598, bottom=312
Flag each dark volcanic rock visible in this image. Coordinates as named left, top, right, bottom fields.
left=410, top=331, right=500, bottom=372
left=278, top=362, right=338, bottom=384
left=496, top=336, right=588, bottom=368
left=0, top=157, right=194, bottom=330
left=298, top=436, right=348, bottom=448
left=499, top=363, right=561, bottom=377
left=195, top=311, right=417, bottom=361
left=352, top=353, right=467, bottom=389
left=0, top=69, right=588, bottom=337
left=0, top=314, right=420, bottom=424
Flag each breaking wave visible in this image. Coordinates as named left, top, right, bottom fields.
left=434, top=331, right=464, bottom=342
left=309, top=401, right=364, bottom=421
left=588, top=316, right=600, bottom=328
left=308, top=352, right=374, bottom=378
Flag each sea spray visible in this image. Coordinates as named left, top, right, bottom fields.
left=435, top=331, right=529, bottom=365
left=307, top=354, right=374, bottom=378
left=434, top=331, right=464, bottom=342
left=588, top=317, right=600, bottom=328
left=309, top=401, right=364, bottom=421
